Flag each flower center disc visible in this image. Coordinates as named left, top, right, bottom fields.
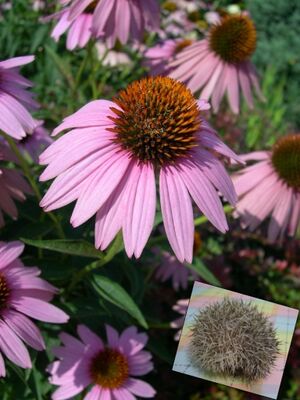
left=271, top=134, right=300, bottom=190
left=85, top=0, right=98, bottom=13
left=89, top=348, right=129, bottom=389
left=209, top=15, right=256, bottom=63
left=109, top=76, right=201, bottom=165
left=175, top=39, right=193, bottom=54
left=0, top=273, right=10, bottom=310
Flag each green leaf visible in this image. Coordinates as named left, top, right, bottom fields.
left=21, top=238, right=104, bottom=259
left=187, top=258, right=220, bottom=287
left=91, top=275, right=148, bottom=329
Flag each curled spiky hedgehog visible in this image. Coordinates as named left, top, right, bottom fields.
left=189, top=298, right=279, bottom=382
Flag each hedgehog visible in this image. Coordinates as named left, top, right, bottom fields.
left=189, top=297, right=279, bottom=382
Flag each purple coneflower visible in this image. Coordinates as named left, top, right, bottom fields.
left=40, top=76, right=239, bottom=263
left=47, top=324, right=155, bottom=400
left=169, top=14, right=263, bottom=114
left=0, top=241, right=68, bottom=376
left=17, top=121, right=53, bottom=163
left=233, top=134, right=300, bottom=241
left=0, top=56, right=38, bottom=139
left=50, top=0, right=160, bottom=50
left=153, top=231, right=201, bottom=290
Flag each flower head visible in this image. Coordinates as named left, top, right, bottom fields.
left=50, top=0, right=160, bottom=49
left=17, top=121, right=53, bottom=163
left=0, top=143, right=32, bottom=227
left=154, top=249, right=198, bottom=290
left=233, top=134, right=300, bottom=241
left=169, top=14, right=263, bottom=114
left=0, top=56, right=38, bottom=139
left=40, top=76, right=239, bottom=263
left=49, top=0, right=93, bottom=50
left=153, top=231, right=201, bottom=290
left=47, top=324, right=155, bottom=400
left=0, top=241, right=68, bottom=376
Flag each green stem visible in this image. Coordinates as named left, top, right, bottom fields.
left=194, top=204, right=233, bottom=226
left=66, top=233, right=124, bottom=293
left=2, top=133, right=65, bottom=239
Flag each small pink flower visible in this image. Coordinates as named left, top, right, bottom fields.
left=0, top=143, right=32, bottom=227
left=40, top=77, right=239, bottom=263
left=170, top=299, right=189, bottom=340
left=154, top=249, right=198, bottom=290
left=48, top=0, right=92, bottom=51
left=50, top=0, right=160, bottom=50
left=47, top=324, right=155, bottom=400
left=144, top=38, right=194, bottom=76
left=233, top=134, right=300, bottom=241
left=0, top=241, right=69, bottom=376
left=17, top=121, right=53, bottom=163
left=169, top=14, right=263, bottom=114
left=0, top=56, right=38, bottom=139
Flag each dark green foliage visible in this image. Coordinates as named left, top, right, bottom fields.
left=247, top=0, right=300, bottom=128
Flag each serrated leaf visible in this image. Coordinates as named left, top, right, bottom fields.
left=187, top=258, right=220, bottom=287
left=91, top=275, right=148, bottom=329
left=21, top=238, right=104, bottom=259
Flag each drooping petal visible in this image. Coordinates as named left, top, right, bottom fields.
left=11, top=297, right=69, bottom=323
left=159, top=165, right=194, bottom=263
left=123, top=163, right=156, bottom=258
left=70, top=151, right=131, bottom=227
left=0, top=320, right=31, bottom=369
left=180, top=159, right=228, bottom=232
left=0, top=241, right=24, bottom=270
left=3, top=310, right=45, bottom=351
left=125, top=378, right=156, bottom=398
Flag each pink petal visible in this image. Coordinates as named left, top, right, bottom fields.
left=11, top=297, right=69, bottom=323
left=160, top=165, right=194, bottom=263
left=95, top=161, right=135, bottom=250
left=125, top=378, right=156, bottom=398
left=226, top=64, right=239, bottom=114
left=77, top=325, right=104, bottom=351
left=268, top=185, right=293, bottom=241
left=179, top=159, right=228, bottom=233
left=0, top=320, right=31, bottom=369
left=0, top=56, right=34, bottom=69
left=70, top=151, right=131, bottom=227
left=200, top=60, right=223, bottom=100
left=3, top=310, right=45, bottom=351
left=0, top=241, right=24, bottom=270
left=0, top=352, right=6, bottom=377
left=123, top=163, right=156, bottom=258
left=112, top=387, right=135, bottom=400
left=106, top=324, right=120, bottom=348
left=238, top=63, right=254, bottom=108
left=52, top=100, right=117, bottom=136
left=119, top=326, right=148, bottom=356
left=52, top=380, right=89, bottom=400
left=84, top=386, right=105, bottom=400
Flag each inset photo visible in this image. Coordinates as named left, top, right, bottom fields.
left=173, top=282, right=299, bottom=400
